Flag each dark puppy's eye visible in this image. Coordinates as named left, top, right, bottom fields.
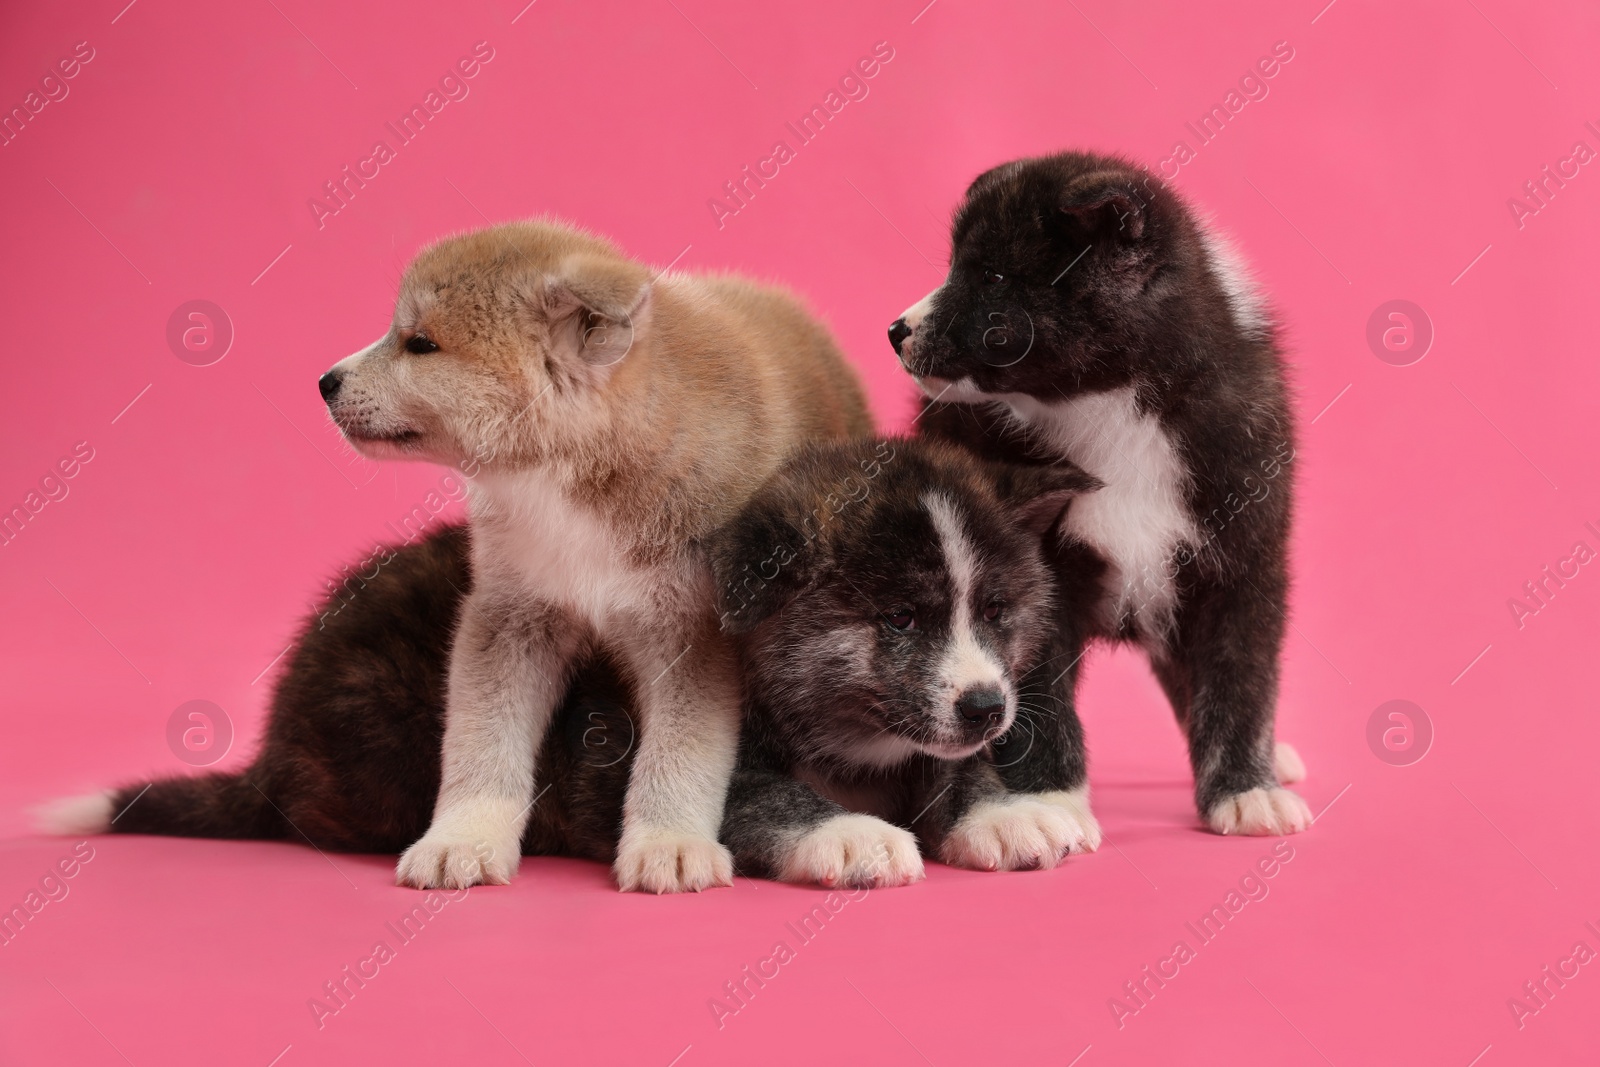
left=405, top=333, right=439, bottom=354
left=983, top=601, right=1004, bottom=623
left=885, top=609, right=917, bottom=631
left=982, top=268, right=1005, bottom=285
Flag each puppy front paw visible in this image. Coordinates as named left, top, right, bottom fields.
left=614, top=829, right=734, bottom=893
left=939, top=797, right=1086, bottom=872
left=778, top=814, right=925, bottom=889
left=1206, top=787, right=1311, bottom=836
left=397, top=830, right=517, bottom=889
left=1031, top=787, right=1103, bottom=852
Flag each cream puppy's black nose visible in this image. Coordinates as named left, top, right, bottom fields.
left=888, top=318, right=912, bottom=353
left=956, top=685, right=1005, bottom=723
left=318, top=370, right=343, bottom=402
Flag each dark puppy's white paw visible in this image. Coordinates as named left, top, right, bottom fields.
left=780, top=814, right=924, bottom=888
left=1274, top=741, right=1306, bottom=784
left=1031, top=786, right=1102, bottom=853
left=1206, top=787, right=1311, bottom=836
left=939, top=796, right=1087, bottom=871
left=614, top=829, right=734, bottom=893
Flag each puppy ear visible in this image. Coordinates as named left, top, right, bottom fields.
left=965, top=159, right=1026, bottom=199
left=991, top=461, right=1102, bottom=537
left=706, top=492, right=818, bottom=636
left=544, top=253, right=652, bottom=367
left=1061, top=173, right=1147, bottom=240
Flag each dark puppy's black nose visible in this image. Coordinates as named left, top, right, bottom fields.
left=956, top=685, right=1006, bottom=723
left=887, top=318, right=912, bottom=352
left=318, top=370, right=343, bottom=402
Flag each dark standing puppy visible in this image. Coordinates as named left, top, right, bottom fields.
left=888, top=150, right=1310, bottom=836
left=40, top=438, right=1103, bottom=884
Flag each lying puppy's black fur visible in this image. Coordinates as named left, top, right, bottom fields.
left=889, top=150, right=1309, bottom=836
left=48, top=438, right=1101, bottom=887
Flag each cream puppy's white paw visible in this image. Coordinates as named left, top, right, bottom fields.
left=614, top=829, right=733, bottom=893
left=939, top=796, right=1086, bottom=871
left=1206, top=787, right=1311, bottom=836
left=397, top=830, right=517, bottom=889
left=779, top=814, right=924, bottom=888
left=1274, top=741, right=1306, bottom=784
left=1031, top=787, right=1103, bottom=852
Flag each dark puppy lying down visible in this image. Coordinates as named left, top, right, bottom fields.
left=42, top=438, right=1100, bottom=888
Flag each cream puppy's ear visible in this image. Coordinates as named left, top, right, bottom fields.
left=543, top=253, right=653, bottom=369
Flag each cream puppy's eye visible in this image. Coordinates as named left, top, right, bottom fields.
left=405, top=333, right=439, bottom=354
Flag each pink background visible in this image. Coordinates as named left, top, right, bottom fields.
left=3, top=0, right=1598, bottom=1063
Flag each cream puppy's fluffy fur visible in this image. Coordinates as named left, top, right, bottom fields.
left=323, top=221, right=871, bottom=892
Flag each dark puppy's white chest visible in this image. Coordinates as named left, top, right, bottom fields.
left=1003, top=387, right=1197, bottom=638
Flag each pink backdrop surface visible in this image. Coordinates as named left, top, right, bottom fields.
left=3, top=0, right=1598, bottom=1063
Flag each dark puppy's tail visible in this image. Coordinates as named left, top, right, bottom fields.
left=35, top=773, right=286, bottom=840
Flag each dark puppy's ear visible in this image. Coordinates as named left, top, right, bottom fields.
left=1061, top=171, right=1147, bottom=240
left=965, top=159, right=1027, bottom=199
left=705, top=493, right=818, bottom=635
left=990, top=461, right=1102, bottom=537
left=544, top=253, right=652, bottom=368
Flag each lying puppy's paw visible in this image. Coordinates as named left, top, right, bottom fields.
left=1206, top=787, right=1312, bottom=836
left=1030, top=787, right=1103, bottom=853
left=1274, top=741, right=1307, bottom=784
left=397, top=830, right=517, bottom=889
left=614, top=829, right=734, bottom=893
left=939, top=797, right=1084, bottom=872
left=779, top=814, right=925, bottom=889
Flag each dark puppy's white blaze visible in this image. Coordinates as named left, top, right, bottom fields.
left=899, top=288, right=937, bottom=334
left=922, top=491, right=1012, bottom=754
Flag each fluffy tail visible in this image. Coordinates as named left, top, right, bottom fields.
left=35, top=772, right=285, bottom=840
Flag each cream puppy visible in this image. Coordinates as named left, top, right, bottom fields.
left=320, top=220, right=871, bottom=892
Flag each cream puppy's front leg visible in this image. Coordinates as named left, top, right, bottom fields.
left=396, top=597, right=580, bottom=889
left=613, top=632, right=739, bottom=893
